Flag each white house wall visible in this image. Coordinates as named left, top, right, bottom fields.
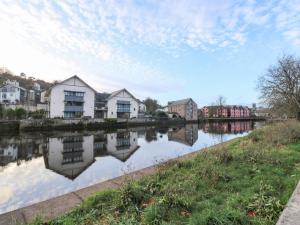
left=49, top=77, right=95, bottom=118
left=0, top=86, right=21, bottom=104
left=106, top=91, right=139, bottom=119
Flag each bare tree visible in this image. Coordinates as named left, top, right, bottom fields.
left=216, top=96, right=226, bottom=107
left=258, top=55, right=300, bottom=119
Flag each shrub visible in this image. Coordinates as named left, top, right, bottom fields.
left=15, top=108, right=26, bottom=119
left=29, top=110, right=46, bottom=119
left=105, top=118, right=118, bottom=123
left=246, top=181, right=283, bottom=221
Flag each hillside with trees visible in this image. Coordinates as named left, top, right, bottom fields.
left=0, top=68, right=52, bottom=90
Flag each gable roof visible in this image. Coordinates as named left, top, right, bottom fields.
left=49, top=75, right=97, bottom=93
left=107, top=88, right=138, bottom=101
left=168, top=98, right=196, bottom=106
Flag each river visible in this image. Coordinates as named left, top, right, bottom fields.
left=0, top=121, right=264, bottom=214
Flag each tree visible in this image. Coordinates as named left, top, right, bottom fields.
left=5, top=109, right=15, bottom=120
left=216, top=96, right=226, bottom=107
left=143, top=98, right=160, bottom=114
left=258, top=55, right=300, bottom=119
left=15, top=108, right=26, bottom=120
left=0, top=104, right=3, bottom=119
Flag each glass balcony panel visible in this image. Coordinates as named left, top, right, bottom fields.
left=64, top=105, right=84, bottom=112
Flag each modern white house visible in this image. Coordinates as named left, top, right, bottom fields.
left=0, top=80, right=26, bottom=104
left=95, top=89, right=140, bottom=119
left=48, top=75, right=96, bottom=119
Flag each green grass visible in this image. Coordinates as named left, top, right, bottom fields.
left=30, top=121, right=300, bottom=225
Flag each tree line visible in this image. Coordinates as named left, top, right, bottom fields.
left=0, top=105, right=46, bottom=120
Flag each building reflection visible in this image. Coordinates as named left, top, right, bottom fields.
left=0, top=121, right=254, bottom=179
left=0, top=136, right=44, bottom=167
left=0, top=130, right=140, bottom=180
left=168, top=124, right=199, bottom=146
left=202, top=121, right=253, bottom=134
left=44, top=130, right=139, bottom=180
left=106, top=131, right=139, bottom=162
left=44, top=135, right=95, bottom=180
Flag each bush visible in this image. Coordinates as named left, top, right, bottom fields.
left=15, top=108, right=26, bottom=119
left=29, top=110, right=46, bottom=119
left=104, top=118, right=118, bottom=123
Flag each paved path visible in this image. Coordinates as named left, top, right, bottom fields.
left=277, top=181, right=300, bottom=225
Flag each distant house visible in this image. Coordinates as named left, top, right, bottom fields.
left=168, top=98, right=198, bottom=121
left=33, top=82, right=41, bottom=91
left=0, top=80, right=26, bottom=104
left=48, top=75, right=96, bottom=119
left=95, top=89, right=140, bottom=119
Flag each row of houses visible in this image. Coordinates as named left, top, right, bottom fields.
left=201, top=105, right=251, bottom=118
left=0, top=79, right=41, bottom=105
left=38, top=75, right=201, bottom=120
left=39, top=75, right=146, bottom=119
left=1, top=75, right=255, bottom=120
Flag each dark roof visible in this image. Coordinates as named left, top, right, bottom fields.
left=95, top=92, right=110, bottom=101
left=168, top=98, right=195, bottom=106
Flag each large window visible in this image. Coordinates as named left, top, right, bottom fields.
left=64, top=91, right=84, bottom=97
left=117, top=100, right=131, bottom=113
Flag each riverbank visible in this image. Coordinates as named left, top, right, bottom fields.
left=0, top=117, right=265, bottom=132
left=21, top=121, right=299, bottom=225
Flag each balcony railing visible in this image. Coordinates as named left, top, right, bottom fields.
left=65, top=95, right=84, bottom=102
left=64, top=105, right=84, bottom=112
left=117, top=108, right=130, bottom=113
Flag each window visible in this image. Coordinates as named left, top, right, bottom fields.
left=64, top=91, right=84, bottom=97
left=117, top=103, right=130, bottom=112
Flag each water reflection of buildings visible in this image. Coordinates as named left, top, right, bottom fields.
left=44, top=131, right=139, bottom=180
left=0, top=137, right=45, bottom=167
left=45, top=135, right=95, bottom=180
left=202, top=121, right=253, bottom=134
left=168, top=124, right=198, bottom=146
left=0, top=130, right=140, bottom=180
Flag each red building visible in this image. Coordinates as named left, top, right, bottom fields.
left=202, top=105, right=251, bottom=118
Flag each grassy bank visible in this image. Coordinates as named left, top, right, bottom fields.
left=32, top=122, right=300, bottom=225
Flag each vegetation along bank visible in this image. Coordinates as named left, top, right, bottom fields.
left=29, top=121, right=300, bottom=225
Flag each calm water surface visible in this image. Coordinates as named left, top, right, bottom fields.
left=0, top=121, right=264, bottom=214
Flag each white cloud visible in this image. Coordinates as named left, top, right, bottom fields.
left=0, top=0, right=299, bottom=97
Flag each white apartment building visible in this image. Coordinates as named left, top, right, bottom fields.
left=107, top=89, right=139, bottom=119
left=95, top=89, right=140, bottom=119
left=48, top=75, right=96, bottom=118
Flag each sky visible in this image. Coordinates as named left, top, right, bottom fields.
left=0, top=0, right=300, bottom=107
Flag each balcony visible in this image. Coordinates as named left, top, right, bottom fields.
left=65, top=95, right=84, bottom=102
left=64, top=105, right=84, bottom=112
left=117, top=108, right=130, bottom=113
